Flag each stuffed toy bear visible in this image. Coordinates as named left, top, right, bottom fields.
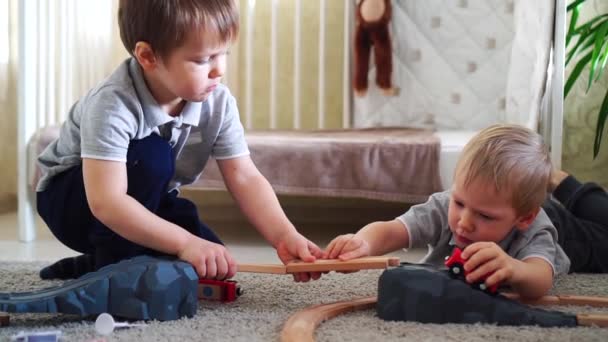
left=353, top=0, right=397, bottom=97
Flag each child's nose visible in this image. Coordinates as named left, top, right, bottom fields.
left=209, top=65, right=224, bottom=79
left=459, top=210, right=475, bottom=232
left=209, top=59, right=226, bottom=79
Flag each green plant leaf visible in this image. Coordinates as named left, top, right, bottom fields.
left=566, top=15, right=608, bottom=66
left=566, top=28, right=596, bottom=66
left=566, top=0, right=608, bottom=157
left=565, top=51, right=592, bottom=98
left=566, top=6, right=581, bottom=47
left=595, top=36, right=608, bottom=81
left=567, top=0, right=587, bottom=12
left=593, top=88, right=608, bottom=157
left=572, top=14, right=608, bottom=34
left=587, top=21, right=608, bottom=91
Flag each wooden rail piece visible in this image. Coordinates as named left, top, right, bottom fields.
left=286, top=257, right=396, bottom=273
left=576, top=314, right=608, bottom=327
left=237, top=263, right=288, bottom=274
left=237, top=257, right=400, bottom=274
left=280, top=296, right=376, bottom=342
left=0, top=312, right=9, bottom=327
left=502, top=293, right=608, bottom=308
left=482, top=293, right=608, bottom=327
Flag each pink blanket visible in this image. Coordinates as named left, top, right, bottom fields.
left=193, top=128, right=442, bottom=203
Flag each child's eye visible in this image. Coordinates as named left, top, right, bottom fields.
left=194, top=51, right=227, bottom=65
left=454, top=200, right=463, bottom=207
left=194, top=58, right=211, bottom=65
left=479, top=213, right=494, bottom=220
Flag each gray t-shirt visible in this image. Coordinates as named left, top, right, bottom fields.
left=37, top=58, right=249, bottom=192
left=397, top=190, right=571, bottom=275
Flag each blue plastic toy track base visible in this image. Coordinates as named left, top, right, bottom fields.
left=0, top=256, right=198, bottom=321
left=377, top=263, right=578, bottom=327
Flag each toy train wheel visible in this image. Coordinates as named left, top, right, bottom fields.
left=448, top=264, right=464, bottom=278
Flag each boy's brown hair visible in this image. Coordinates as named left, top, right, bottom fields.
left=118, top=0, right=239, bottom=58
left=454, top=124, right=552, bottom=215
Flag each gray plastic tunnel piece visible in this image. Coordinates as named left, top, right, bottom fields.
left=0, top=256, right=199, bottom=321
left=377, top=263, right=578, bottom=327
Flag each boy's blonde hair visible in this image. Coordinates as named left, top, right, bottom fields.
left=118, top=0, right=239, bottom=58
left=454, top=124, right=552, bottom=215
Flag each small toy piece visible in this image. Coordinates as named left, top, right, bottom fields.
left=198, top=279, right=242, bottom=302
left=10, top=330, right=62, bottom=341
left=94, top=313, right=147, bottom=336
left=444, top=247, right=499, bottom=294
left=0, top=312, right=9, bottom=327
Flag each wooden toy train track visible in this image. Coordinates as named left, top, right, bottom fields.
left=281, top=293, right=608, bottom=342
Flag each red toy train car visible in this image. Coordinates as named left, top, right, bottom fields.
left=198, top=279, right=243, bottom=302
left=444, top=247, right=499, bottom=294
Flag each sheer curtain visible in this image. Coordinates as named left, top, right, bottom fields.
left=20, top=0, right=119, bottom=127
left=0, top=0, right=15, bottom=216
left=16, top=0, right=125, bottom=241
left=0, top=0, right=9, bottom=102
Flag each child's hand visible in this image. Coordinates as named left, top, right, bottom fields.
left=461, top=241, right=516, bottom=288
left=323, top=234, right=371, bottom=261
left=275, top=232, right=324, bottom=282
left=177, top=237, right=236, bottom=280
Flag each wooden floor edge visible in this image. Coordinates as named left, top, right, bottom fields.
left=280, top=297, right=377, bottom=342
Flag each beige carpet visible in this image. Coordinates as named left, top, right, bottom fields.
left=1, top=261, right=608, bottom=341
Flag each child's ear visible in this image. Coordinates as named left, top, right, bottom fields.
left=133, top=41, right=158, bottom=71
left=515, top=207, right=540, bottom=231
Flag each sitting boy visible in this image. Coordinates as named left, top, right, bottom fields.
left=36, top=0, right=322, bottom=282
left=325, top=124, right=572, bottom=299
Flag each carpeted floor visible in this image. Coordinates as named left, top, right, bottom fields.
left=1, top=261, right=608, bottom=341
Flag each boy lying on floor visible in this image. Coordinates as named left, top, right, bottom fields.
left=325, top=124, right=608, bottom=299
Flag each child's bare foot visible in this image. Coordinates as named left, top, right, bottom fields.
left=549, top=170, right=569, bottom=192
